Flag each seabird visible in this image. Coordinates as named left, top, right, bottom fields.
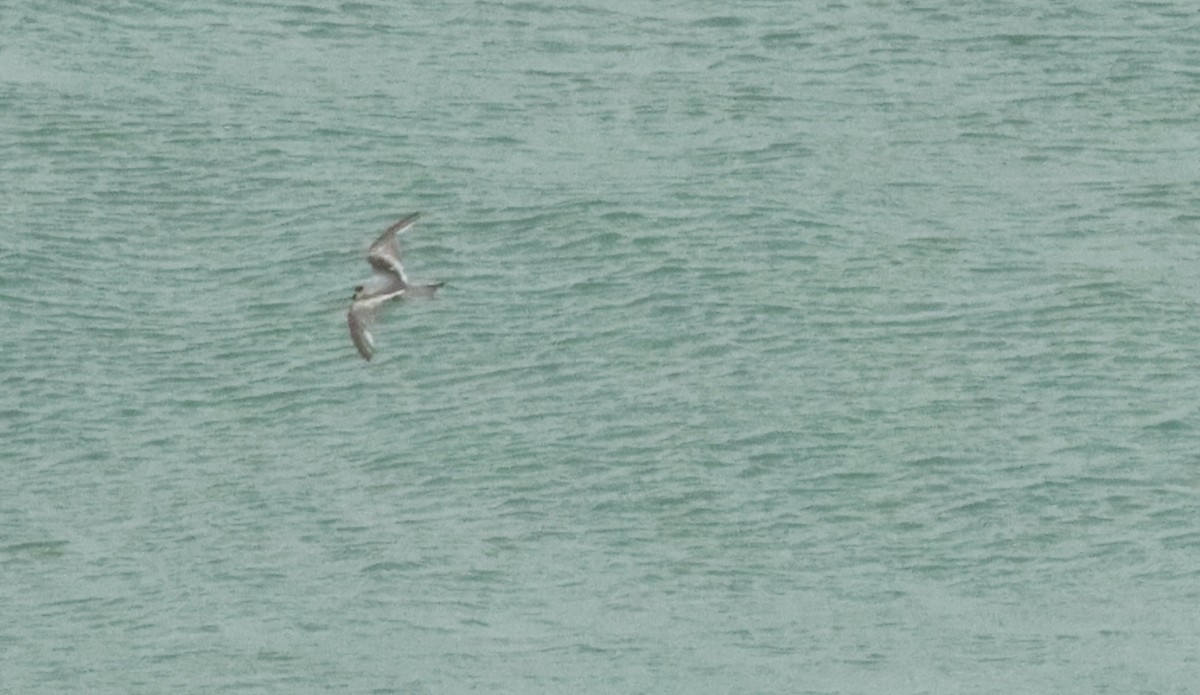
left=348, top=213, right=443, bottom=361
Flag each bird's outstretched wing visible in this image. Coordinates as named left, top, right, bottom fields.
left=367, top=213, right=420, bottom=287
left=347, top=303, right=377, bottom=361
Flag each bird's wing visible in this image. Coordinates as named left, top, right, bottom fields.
left=347, top=304, right=377, bottom=361
left=367, top=213, right=420, bottom=286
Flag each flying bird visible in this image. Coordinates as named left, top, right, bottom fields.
left=348, top=213, right=443, bottom=361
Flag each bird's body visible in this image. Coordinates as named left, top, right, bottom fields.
left=348, top=213, right=442, bottom=361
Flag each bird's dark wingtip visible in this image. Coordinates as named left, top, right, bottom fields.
left=383, top=212, right=421, bottom=236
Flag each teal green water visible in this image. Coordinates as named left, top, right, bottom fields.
left=4, top=2, right=1200, bottom=692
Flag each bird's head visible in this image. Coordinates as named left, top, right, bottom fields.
left=352, top=285, right=364, bottom=300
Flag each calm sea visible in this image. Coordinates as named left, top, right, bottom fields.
left=3, top=1, right=1200, bottom=692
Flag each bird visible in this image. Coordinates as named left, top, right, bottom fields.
left=347, top=213, right=443, bottom=361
